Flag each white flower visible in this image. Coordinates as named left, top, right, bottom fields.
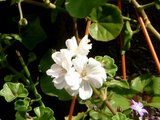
left=72, top=55, right=107, bottom=100
left=65, top=35, right=92, bottom=56
left=46, top=49, right=73, bottom=89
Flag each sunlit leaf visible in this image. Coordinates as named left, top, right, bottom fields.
left=14, top=97, right=31, bottom=112
left=65, top=112, right=87, bottom=120
left=152, top=77, right=160, bottom=95
left=15, top=111, right=27, bottom=120
left=130, top=74, right=154, bottom=93
left=34, top=106, right=55, bottom=120
left=111, top=112, right=132, bottom=120
left=147, top=96, right=160, bottom=108
left=65, top=0, right=108, bottom=18
left=95, top=55, right=117, bottom=77
left=40, top=75, right=72, bottom=101
left=0, top=82, right=28, bottom=102
left=107, top=79, right=129, bottom=89
left=89, top=110, right=112, bottom=120
left=89, top=3, right=123, bottom=41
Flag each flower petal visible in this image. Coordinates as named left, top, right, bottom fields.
left=72, top=55, right=88, bottom=73
left=53, top=75, right=65, bottom=89
left=46, top=64, right=63, bottom=78
left=86, top=75, right=103, bottom=88
left=66, top=36, right=78, bottom=52
left=79, top=81, right=93, bottom=100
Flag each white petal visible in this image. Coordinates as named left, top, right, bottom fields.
left=72, top=55, right=88, bottom=73
left=46, top=64, right=63, bottom=78
left=65, top=87, right=79, bottom=96
left=79, top=81, right=93, bottom=100
left=66, top=36, right=78, bottom=52
left=53, top=75, right=65, bottom=85
left=86, top=75, right=103, bottom=88
left=65, top=69, right=81, bottom=88
left=51, top=51, right=62, bottom=65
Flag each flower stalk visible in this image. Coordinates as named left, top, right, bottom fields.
left=16, top=50, right=45, bottom=107
left=91, top=85, right=116, bottom=115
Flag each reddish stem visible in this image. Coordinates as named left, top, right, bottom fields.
left=85, top=20, right=91, bottom=35
left=118, top=0, right=127, bottom=80
left=68, top=96, right=76, bottom=120
left=135, top=9, right=160, bottom=73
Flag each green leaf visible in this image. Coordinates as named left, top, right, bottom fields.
left=34, top=106, right=55, bottom=120
left=89, top=3, right=123, bottom=41
left=14, top=97, right=31, bottom=112
left=28, top=52, right=37, bottom=63
left=4, top=75, right=13, bottom=82
left=147, top=96, right=160, bottom=108
left=65, top=0, right=108, bottom=18
left=20, top=17, right=47, bottom=50
left=121, top=21, right=133, bottom=55
left=155, top=0, right=160, bottom=10
left=130, top=74, right=154, bottom=93
left=11, top=0, right=21, bottom=5
left=95, top=55, right=117, bottom=77
left=40, top=75, right=73, bottom=101
left=65, top=112, right=87, bottom=120
left=15, top=111, right=27, bottom=120
left=152, top=77, right=160, bottom=95
left=105, top=93, right=130, bottom=113
left=89, top=110, right=112, bottom=120
left=0, top=82, right=28, bottom=102
left=39, top=49, right=56, bottom=73
left=108, top=79, right=129, bottom=89
left=111, top=112, right=132, bottom=120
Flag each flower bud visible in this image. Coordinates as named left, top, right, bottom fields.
left=19, top=18, right=28, bottom=27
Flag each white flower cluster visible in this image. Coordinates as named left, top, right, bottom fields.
left=46, top=35, right=107, bottom=100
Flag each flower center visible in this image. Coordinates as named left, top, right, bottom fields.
left=81, top=70, right=87, bottom=78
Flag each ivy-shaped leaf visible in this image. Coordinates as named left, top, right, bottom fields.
left=152, top=77, right=160, bottom=95
left=0, top=82, right=28, bottom=102
left=34, top=106, right=55, bottom=120
left=89, top=110, right=112, bottom=120
left=89, top=3, right=123, bottom=42
left=147, top=96, right=160, bottom=108
left=65, top=112, right=87, bottom=120
left=65, top=0, right=108, bottom=18
left=111, top=112, right=132, bottom=120
left=95, top=55, right=117, bottom=77
left=40, top=75, right=72, bottom=101
left=107, top=79, right=129, bottom=89
left=15, top=111, right=28, bottom=120
left=20, top=17, right=47, bottom=50
left=130, top=74, right=154, bottom=93
left=14, top=97, right=32, bottom=112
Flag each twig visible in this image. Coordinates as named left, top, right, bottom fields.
left=118, top=0, right=127, bottom=80
left=18, top=2, right=23, bottom=20
left=68, top=96, right=76, bottom=120
left=91, top=86, right=116, bottom=115
left=23, top=0, right=56, bottom=9
left=131, top=0, right=160, bottom=40
left=85, top=20, right=91, bottom=35
left=135, top=9, right=160, bottom=73
left=73, top=18, right=80, bottom=44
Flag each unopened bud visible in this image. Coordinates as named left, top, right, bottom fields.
left=19, top=18, right=28, bottom=26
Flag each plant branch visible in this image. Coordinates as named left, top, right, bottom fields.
left=73, top=18, right=80, bottom=44
left=16, top=50, right=45, bottom=107
left=123, top=16, right=137, bottom=23
left=140, top=2, right=155, bottom=10
left=18, top=2, right=23, bottom=20
left=131, top=0, right=160, bottom=40
left=23, top=0, right=56, bottom=8
left=91, top=86, right=116, bottom=115
left=68, top=96, right=76, bottom=120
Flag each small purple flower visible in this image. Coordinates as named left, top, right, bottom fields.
left=130, top=100, right=148, bottom=117
left=93, top=106, right=97, bottom=111
left=157, top=117, right=160, bottom=120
